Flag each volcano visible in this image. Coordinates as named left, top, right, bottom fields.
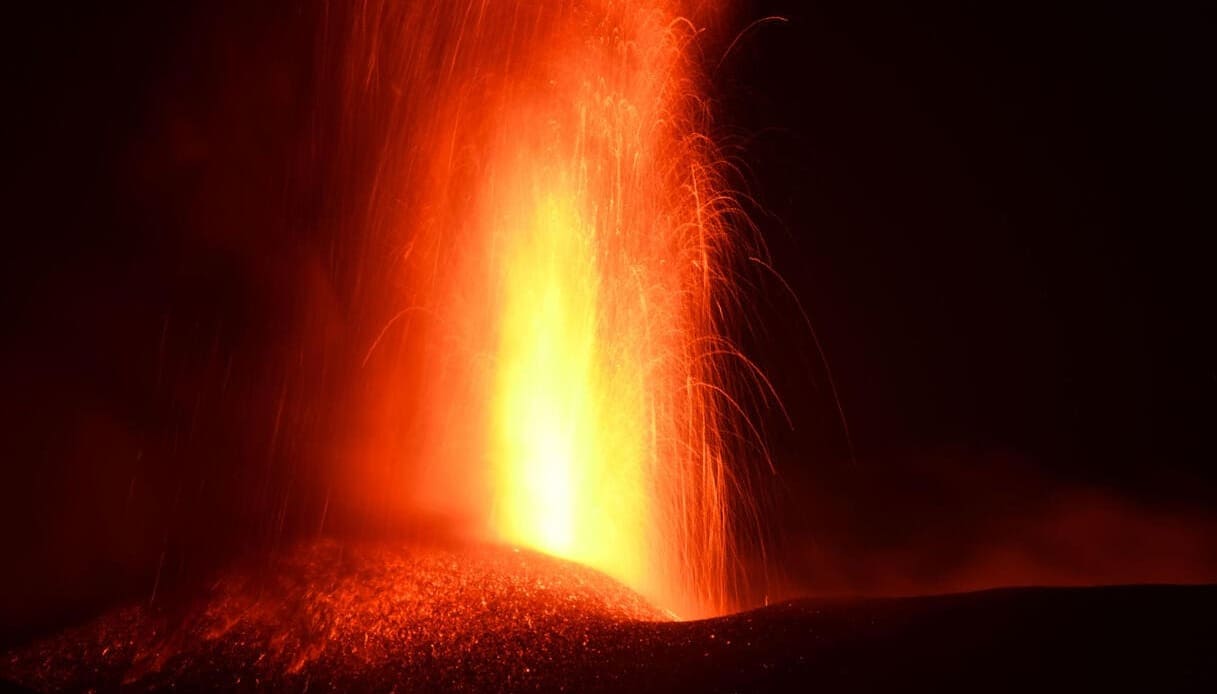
left=4, top=541, right=1214, bottom=691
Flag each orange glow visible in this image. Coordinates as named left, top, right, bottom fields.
left=340, top=0, right=754, bottom=619
left=492, top=194, right=645, bottom=577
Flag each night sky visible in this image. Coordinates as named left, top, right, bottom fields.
left=717, top=0, right=1217, bottom=596
left=4, top=0, right=1215, bottom=643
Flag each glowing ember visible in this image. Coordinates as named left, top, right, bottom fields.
left=0, top=540, right=665, bottom=690
left=341, top=0, right=754, bottom=618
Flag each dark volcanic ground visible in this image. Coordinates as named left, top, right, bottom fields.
left=4, top=540, right=1215, bottom=692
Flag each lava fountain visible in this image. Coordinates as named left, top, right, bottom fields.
left=337, top=0, right=758, bottom=619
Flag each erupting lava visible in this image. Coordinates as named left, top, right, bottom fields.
left=341, top=0, right=756, bottom=618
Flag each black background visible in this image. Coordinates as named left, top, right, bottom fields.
left=4, top=0, right=1215, bottom=643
